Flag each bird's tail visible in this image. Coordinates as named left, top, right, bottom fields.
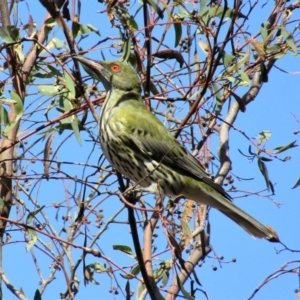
left=184, top=184, right=279, bottom=242
left=219, top=203, right=279, bottom=242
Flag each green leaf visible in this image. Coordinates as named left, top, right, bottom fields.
left=259, top=156, right=273, bottom=162
left=167, top=230, right=182, bottom=259
left=212, top=83, right=222, bottom=114
left=26, top=206, right=45, bottom=224
left=100, top=50, right=106, bottom=61
left=257, top=130, right=271, bottom=142
left=48, top=65, right=63, bottom=77
left=248, top=145, right=255, bottom=155
left=125, top=281, right=130, bottom=300
left=149, top=80, right=159, bottom=96
left=177, top=7, right=190, bottom=19
left=0, top=104, right=10, bottom=131
left=146, top=0, right=163, bottom=19
left=130, top=264, right=140, bottom=276
left=78, top=24, right=90, bottom=35
left=227, top=70, right=250, bottom=86
left=226, top=89, right=245, bottom=112
left=11, top=91, right=22, bottom=115
left=90, top=262, right=107, bottom=272
left=38, top=85, right=62, bottom=96
left=26, top=228, right=38, bottom=251
left=292, top=177, right=300, bottom=189
left=161, top=270, right=169, bottom=288
left=42, top=37, right=65, bottom=53
left=62, top=96, right=82, bottom=145
left=64, top=70, right=76, bottom=97
left=4, top=91, right=23, bottom=133
left=176, top=274, right=195, bottom=300
left=20, top=287, right=26, bottom=297
left=209, top=6, right=247, bottom=19
left=113, top=245, right=135, bottom=258
left=265, top=44, right=280, bottom=54
left=274, top=140, right=298, bottom=154
left=39, top=0, right=59, bottom=19
left=173, top=22, right=182, bottom=48
left=257, top=159, right=274, bottom=194
left=222, top=52, right=235, bottom=68
left=0, top=98, right=16, bottom=104
left=136, top=282, right=145, bottom=300
left=14, top=43, right=24, bottom=63
left=87, top=24, right=101, bottom=36
left=128, top=17, right=138, bottom=30
left=122, top=37, right=131, bottom=62
left=0, top=27, right=14, bottom=43
left=34, top=289, right=42, bottom=300
left=120, top=264, right=140, bottom=279
left=281, top=26, right=297, bottom=54
left=33, top=72, right=55, bottom=79
left=181, top=219, right=192, bottom=240
left=120, top=273, right=135, bottom=279
left=260, top=21, right=270, bottom=42
left=237, top=70, right=250, bottom=86
left=199, top=0, right=209, bottom=17
left=191, top=268, right=202, bottom=286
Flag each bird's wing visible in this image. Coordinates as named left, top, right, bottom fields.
left=115, top=103, right=230, bottom=199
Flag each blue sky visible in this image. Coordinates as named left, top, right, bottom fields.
left=1, top=1, right=300, bottom=299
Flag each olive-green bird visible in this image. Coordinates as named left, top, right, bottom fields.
left=74, top=56, right=279, bottom=242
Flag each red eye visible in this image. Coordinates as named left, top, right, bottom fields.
left=111, top=64, right=121, bottom=72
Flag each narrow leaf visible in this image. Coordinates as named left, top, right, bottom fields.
left=259, top=156, right=273, bottom=162
left=173, top=22, right=182, bottom=48
left=146, top=0, right=163, bottom=19
left=34, top=289, right=42, bottom=300
left=136, top=282, right=146, bottom=299
left=113, top=245, right=135, bottom=257
left=153, top=50, right=184, bottom=68
left=0, top=27, right=14, bottom=43
left=223, top=52, right=235, bottom=68
left=125, top=281, right=131, bottom=300
left=226, top=89, right=245, bottom=112
left=257, top=159, right=274, bottom=194
left=64, top=70, right=76, bottom=97
left=0, top=105, right=10, bottom=128
left=26, top=228, right=37, bottom=251
left=87, top=24, right=101, bottom=36
left=44, top=131, right=56, bottom=179
left=176, top=274, right=195, bottom=300
left=63, top=97, right=82, bottom=145
left=209, top=6, right=248, bottom=19
left=161, top=270, right=169, bottom=287
left=26, top=206, right=45, bottom=224
left=281, top=26, right=297, bottom=54
left=39, top=0, right=59, bottom=19
left=4, top=91, right=23, bottom=133
left=274, top=140, right=298, bottom=154
left=260, top=21, right=270, bottom=42
left=38, top=85, right=61, bottom=96
left=181, top=220, right=193, bottom=240
left=292, top=177, right=300, bottom=189
left=128, top=17, right=138, bottom=30
left=257, top=130, right=271, bottom=142
left=199, top=0, right=209, bottom=17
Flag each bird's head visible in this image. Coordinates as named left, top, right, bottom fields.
left=74, top=56, right=141, bottom=92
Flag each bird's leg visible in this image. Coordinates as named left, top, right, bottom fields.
left=122, top=187, right=142, bottom=206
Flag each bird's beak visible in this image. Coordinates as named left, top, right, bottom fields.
left=73, top=55, right=104, bottom=81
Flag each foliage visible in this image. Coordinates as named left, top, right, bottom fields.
left=0, top=0, right=299, bottom=299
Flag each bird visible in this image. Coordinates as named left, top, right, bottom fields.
left=74, top=55, right=279, bottom=242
